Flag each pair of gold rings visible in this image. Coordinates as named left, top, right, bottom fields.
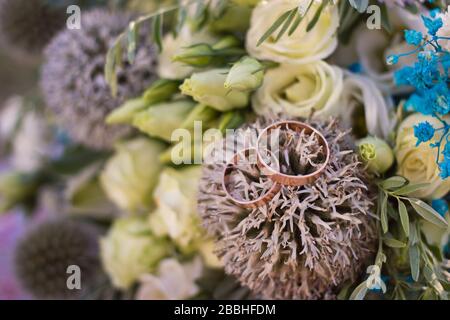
left=222, top=121, right=330, bottom=208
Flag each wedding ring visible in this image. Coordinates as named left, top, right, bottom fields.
left=256, top=120, right=330, bottom=186
left=222, top=148, right=281, bottom=208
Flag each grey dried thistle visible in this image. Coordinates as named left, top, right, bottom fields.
left=40, top=9, right=158, bottom=149
left=198, top=117, right=378, bottom=299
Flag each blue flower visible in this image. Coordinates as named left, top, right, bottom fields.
left=443, top=143, right=450, bottom=159
left=431, top=199, right=449, bottom=218
left=439, top=160, right=450, bottom=179
left=404, top=30, right=423, bottom=46
left=386, top=55, right=398, bottom=65
left=422, top=16, right=443, bottom=36
left=414, top=121, right=435, bottom=146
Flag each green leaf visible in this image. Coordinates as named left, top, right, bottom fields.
left=392, top=183, right=429, bottom=196
left=398, top=199, right=410, bottom=237
left=257, top=9, right=294, bottom=46
left=409, top=244, right=420, bottom=281
left=152, top=13, right=163, bottom=52
left=380, top=193, right=388, bottom=234
left=383, top=235, right=406, bottom=248
left=275, top=9, right=297, bottom=41
left=349, top=282, right=368, bottom=300
left=127, top=21, right=139, bottom=64
left=306, top=1, right=327, bottom=32
left=288, top=7, right=306, bottom=36
left=408, top=198, right=448, bottom=229
left=379, top=176, right=408, bottom=190
left=105, top=40, right=121, bottom=97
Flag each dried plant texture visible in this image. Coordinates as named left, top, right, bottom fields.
left=198, top=117, right=378, bottom=299
left=40, top=9, right=158, bottom=149
left=0, top=0, right=65, bottom=60
left=15, top=219, right=103, bottom=299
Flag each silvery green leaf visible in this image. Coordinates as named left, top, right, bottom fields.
left=381, top=194, right=388, bottom=233
left=383, top=235, right=406, bottom=248
left=393, top=183, right=429, bottom=196
left=127, top=21, right=138, bottom=64
left=152, top=14, right=163, bottom=52
left=398, top=199, right=409, bottom=237
left=409, top=198, right=448, bottom=229
left=380, top=176, right=408, bottom=190
left=409, top=244, right=420, bottom=281
left=276, top=9, right=297, bottom=41
left=257, top=9, right=293, bottom=46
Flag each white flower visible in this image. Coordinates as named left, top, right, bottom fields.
left=252, top=61, right=343, bottom=118
left=246, top=0, right=339, bottom=64
left=136, top=257, right=203, bottom=300
left=396, top=114, right=450, bottom=199
left=100, top=138, right=165, bottom=213
left=337, top=72, right=396, bottom=140
left=148, top=166, right=206, bottom=254
left=365, top=265, right=386, bottom=293
left=157, top=25, right=218, bottom=80
left=100, top=217, right=171, bottom=289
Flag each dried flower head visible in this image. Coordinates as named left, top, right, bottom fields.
left=15, top=219, right=103, bottom=299
left=198, top=117, right=378, bottom=299
left=40, top=9, right=158, bottom=149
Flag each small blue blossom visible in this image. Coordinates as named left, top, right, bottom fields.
left=431, top=199, right=448, bottom=218
left=422, top=16, right=443, bottom=36
left=443, top=143, right=450, bottom=159
left=348, top=62, right=362, bottom=73
left=386, top=55, right=398, bottom=65
left=404, top=30, right=423, bottom=46
left=414, top=122, right=435, bottom=146
left=439, top=160, right=450, bottom=179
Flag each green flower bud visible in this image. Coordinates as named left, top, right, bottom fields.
left=132, top=100, right=195, bottom=141
left=172, top=43, right=215, bottom=67
left=231, top=0, right=261, bottom=6
left=211, top=36, right=241, bottom=50
left=100, top=138, right=165, bottom=213
left=0, top=171, right=38, bottom=212
left=100, top=217, right=171, bottom=289
left=105, top=98, right=149, bottom=125
left=142, top=79, right=181, bottom=105
left=181, top=104, right=220, bottom=130
left=224, top=56, right=264, bottom=92
left=180, top=69, right=249, bottom=112
left=356, top=136, right=394, bottom=174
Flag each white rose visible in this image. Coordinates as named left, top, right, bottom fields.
left=337, top=72, right=396, bottom=140
left=136, top=257, right=203, bottom=300
left=252, top=61, right=343, bottom=119
left=395, top=114, right=450, bottom=199
left=157, top=25, right=218, bottom=80
left=246, top=0, right=339, bottom=64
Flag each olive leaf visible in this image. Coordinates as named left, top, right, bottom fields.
left=127, top=21, right=139, bottom=64
left=409, top=244, right=420, bottom=281
left=275, top=8, right=298, bottom=41
left=379, top=176, right=408, bottom=190
left=392, top=183, right=429, bottom=196
left=408, top=198, right=448, bottom=229
left=306, top=0, right=328, bottom=32
left=257, top=9, right=295, bottom=46
left=398, top=199, right=409, bottom=237
left=383, top=234, right=406, bottom=248
left=380, top=193, right=388, bottom=233
left=152, top=13, right=163, bottom=52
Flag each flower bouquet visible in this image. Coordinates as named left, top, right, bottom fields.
left=0, top=0, right=449, bottom=300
